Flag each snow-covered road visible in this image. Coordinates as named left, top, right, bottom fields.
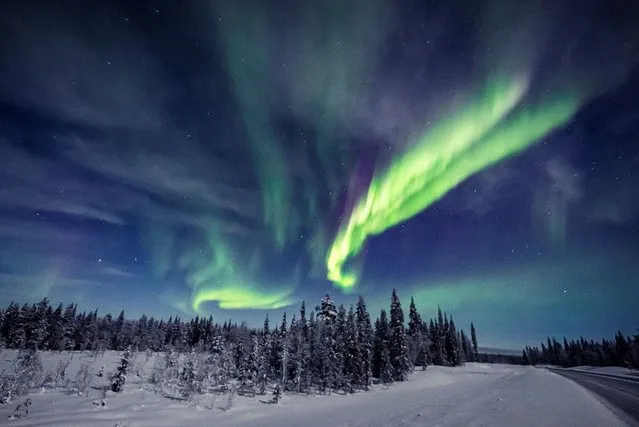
left=1, top=360, right=627, bottom=427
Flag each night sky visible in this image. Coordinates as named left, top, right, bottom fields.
left=1, top=0, right=638, bottom=349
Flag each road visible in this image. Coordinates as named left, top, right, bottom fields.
left=550, top=368, right=639, bottom=426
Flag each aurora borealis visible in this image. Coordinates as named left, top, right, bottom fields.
left=0, top=0, right=638, bottom=348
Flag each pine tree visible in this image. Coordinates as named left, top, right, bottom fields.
left=389, top=289, right=410, bottom=381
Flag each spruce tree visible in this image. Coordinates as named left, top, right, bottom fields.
left=344, top=305, right=362, bottom=392
left=287, top=315, right=302, bottom=391
left=407, top=297, right=425, bottom=369
left=334, top=305, right=347, bottom=391
left=445, top=316, right=460, bottom=366
left=429, top=318, right=443, bottom=365
left=111, top=347, right=130, bottom=392
left=356, top=296, right=373, bottom=390
left=298, top=302, right=312, bottom=392
left=316, top=295, right=339, bottom=392
left=257, top=315, right=271, bottom=394
left=372, top=309, right=389, bottom=378
left=460, top=330, right=471, bottom=362
left=470, top=322, right=478, bottom=360
left=379, top=345, right=393, bottom=386
left=389, top=289, right=410, bottom=381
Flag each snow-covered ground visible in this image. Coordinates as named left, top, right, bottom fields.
left=0, top=350, right=627, bottom=426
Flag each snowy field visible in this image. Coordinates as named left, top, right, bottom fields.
left=0, top=350, right=627, bottom=427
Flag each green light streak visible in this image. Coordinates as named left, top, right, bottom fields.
left=214, top=1, right=294, bottom=249
left=185, top=225, right=295, bottom=312
left=327, top=78, right=582, bottom=289
left=192, top=286, right=292, bottom=311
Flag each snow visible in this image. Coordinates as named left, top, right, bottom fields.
left=0, top=351, right=628, bottom=426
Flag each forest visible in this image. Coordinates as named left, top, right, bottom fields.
left=521, top=332, right=639, bottom=369
left=0, top=290, right=478, bottom=401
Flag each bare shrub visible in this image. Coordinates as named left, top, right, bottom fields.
left=74, top=364, right=92, bottom=395
left=54, top=359, right=71, bottom=388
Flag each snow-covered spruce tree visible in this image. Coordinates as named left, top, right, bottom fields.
left=256, top=315, right=271, bottom=394
left=298, top=302, right=312, bottom=393
left=445, top=316, right=460, bottom=366
left=389, top=289, right=410, bottom=381
left=355, top=296, right=373, bottom=390
left=286, top=315, right=302, bottom=392
left=379, top=345, right=393, bottom=386
left=180, top=348, right=199, bottom=399
left=205, top=336, right=234, bottom=392
left=317, top=295, right=339, bottom=392
left=430, top=310, right=445, bottom=365
left=236, top=334, right=258, bottom=395
left=233, top=340, right=245, bottom=380
left=372, top=309, right=389, bottom=379
left=407, top=297, right=424, bottom=370
left=344, top=305, right=362, bottom=392
left=110, top=347, right=130, bottom=392
left=456, top=331, right=466, bottom=365
left=470, top=322, right=479, bottom=361
left=61, top=303, right=77, bottom=351
left=6, top=303, right=27, bottom=349
left=270, top=312, right=288, bottom=387
left=460, top=330, right=471, bottom=362
left=27, top=298, right=49, bottom=350
left=333, top=305, right=347, bottom=392
left=46, top=304, right=63, bottom=351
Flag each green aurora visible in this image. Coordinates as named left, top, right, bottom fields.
left=326, top=78, right=582, bottom=288
left=155, top=0, right=635, bottom=312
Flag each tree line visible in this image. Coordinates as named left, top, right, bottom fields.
left=521, top=331, right=639, bottom=369
left=0, top=289, right=479, bottom=395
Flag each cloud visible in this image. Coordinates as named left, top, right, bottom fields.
left=0, top=271, right=104, bottom=304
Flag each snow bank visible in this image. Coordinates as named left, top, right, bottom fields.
left=570, top=365, right=639, bottom=378
left=0, top=352, right=627, bottom=427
